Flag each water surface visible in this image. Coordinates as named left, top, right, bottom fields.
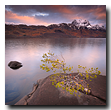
left=5, top=38, right=106, bottom=104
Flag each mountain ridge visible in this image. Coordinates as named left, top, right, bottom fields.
left=5, top=19, right=106, bottom=38
left=47, top=19, right=105, bottom=30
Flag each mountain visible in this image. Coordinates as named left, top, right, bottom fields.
left=47, top=19, right=106, bottom=31
left=70, top=19, right=105, bottom=30
left=5, top=19, right=106, bottom=38
left=71, top=19, right=91, bottom=29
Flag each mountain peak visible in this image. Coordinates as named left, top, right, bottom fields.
left=72, top=19, right=91, bottom=26
left=71, top=19, right=106, bottom=30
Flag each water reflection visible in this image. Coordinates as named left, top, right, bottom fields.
left=5, top=38, right=106, bottom=105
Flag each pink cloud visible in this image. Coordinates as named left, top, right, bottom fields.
left=87, top=6, right=106, bottom=20
left=5, top=10, right=49, bottom=26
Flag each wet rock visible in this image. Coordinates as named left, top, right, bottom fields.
left=8, top=61, right=22, bottom=70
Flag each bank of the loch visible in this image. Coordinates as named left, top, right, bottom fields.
left=15, top=73, right=106, bottom=105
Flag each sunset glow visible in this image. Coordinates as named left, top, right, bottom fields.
left=5, top=5, right=106, bottom=26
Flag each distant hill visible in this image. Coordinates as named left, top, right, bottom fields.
left=5, top=19, right=106, bottom=38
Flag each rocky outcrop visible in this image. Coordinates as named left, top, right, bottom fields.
left=8, top=61, right=23, bottom=69
left=15, top=73, right=106, bottom=105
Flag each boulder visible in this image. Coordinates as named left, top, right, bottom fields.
left=8, top=61, right=22, bottom=70
left=15, top=73, right=106, bottom=105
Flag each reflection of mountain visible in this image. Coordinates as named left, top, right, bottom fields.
left=5, top=19, right=106, bottom=38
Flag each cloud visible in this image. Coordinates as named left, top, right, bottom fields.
left=63, top=5, right=106, bottom=23
left=5, top=5, right=75, bottom=25
left=5, top=10, right=49, bottom=25
left=5, top=5, right=73, bottom=15
left=5, top=5, right=106, bottom=26
left=35, top=12, right=49, bottom=17
left=87, top=5, right=106, bottom=20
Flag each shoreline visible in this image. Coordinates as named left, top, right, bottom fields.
left=15, top=73, right=106, bottom=105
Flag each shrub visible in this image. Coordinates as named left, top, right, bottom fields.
left=40, top=50, right=101, bottom=97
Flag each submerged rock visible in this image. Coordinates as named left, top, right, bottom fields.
left=8, top=61, right=22, bottom=70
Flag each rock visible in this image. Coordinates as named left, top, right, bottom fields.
left=15, top=73, right=106, bottom=105
left=8, top=61, right=22, bottom=69
left=15, top=95, right=28, bottom=105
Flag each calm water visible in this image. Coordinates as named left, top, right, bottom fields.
left=5, top=38, right=106, bottom=105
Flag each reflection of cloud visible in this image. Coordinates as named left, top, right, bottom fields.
left=85, top=48, right=99, bottom=64
left=5, top=38, right=54, bottom=64
left=61, top=44, right=105, bottom=74
left=6, top=38, right=106, bottom=76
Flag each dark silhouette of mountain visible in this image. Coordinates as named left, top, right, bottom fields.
left=5, top=19, right=106, bottom=38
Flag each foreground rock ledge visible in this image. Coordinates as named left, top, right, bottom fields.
left=15, top=73, right=106, bottom=105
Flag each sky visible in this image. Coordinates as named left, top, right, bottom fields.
left=5, top=5, right=106, bottom=27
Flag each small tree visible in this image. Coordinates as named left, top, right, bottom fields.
left=40, top=50, right=101, bottom=96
